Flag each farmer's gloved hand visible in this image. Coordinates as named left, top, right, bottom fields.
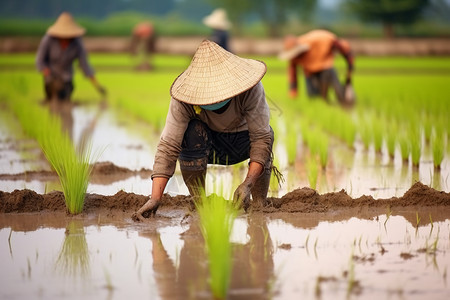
left=132, top=197, right=161, bottom=222
left=233, top=179, right=253, bottom=211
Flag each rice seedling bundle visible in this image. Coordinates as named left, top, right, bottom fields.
left=431, top=129, right=446, bottom=169
left=4, top=78, right=97, bottom=214
left=306, top=155, right=319, bottom=190
left=196, top=194, right=239, bottom=299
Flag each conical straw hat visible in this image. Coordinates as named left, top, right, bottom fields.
left=203, top=8, right=231, bottom=31
left=47, top=12, right=85, bottom=38
left=170, top=40, right=267, bottom=105
left=278, top=35, right=310, bottom=60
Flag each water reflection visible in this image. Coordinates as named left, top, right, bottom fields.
left=0, top=211, right=449, bottom=299
left=55, top=220, right=90, bottom=278
left=139, top=214, right=276, bottom=299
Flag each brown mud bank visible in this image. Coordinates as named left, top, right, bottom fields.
left=1, top=182, right=449, bottom=221
left=0, top=161, right=152, bottom=185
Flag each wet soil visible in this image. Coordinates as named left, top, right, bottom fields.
left=0, top=161, right=152, bottom=184
left=1, top=181, right=449, bottom=225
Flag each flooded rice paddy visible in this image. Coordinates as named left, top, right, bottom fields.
left=1, top=209, right=449, bottom=299
left=1, top=55, right=450, bottom=299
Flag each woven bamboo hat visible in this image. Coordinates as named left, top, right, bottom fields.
left=170, top=40, right=266, bottom=105
left=47, top=12, right=85, bottom=38
left=203, top=8, right=231, bottom=31
left=278, top=35, right=310, bottom=60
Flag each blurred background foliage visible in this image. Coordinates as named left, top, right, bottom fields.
left=0, top=0, right=449, bottom=38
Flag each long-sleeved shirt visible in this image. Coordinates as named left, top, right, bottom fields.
left=288, top=30, right=354, bottom=92
left=152, top=81, right=273, bottom=179
left=35, top=34, right=94, bottom=82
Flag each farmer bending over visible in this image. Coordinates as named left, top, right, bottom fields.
left=36, top=12, right=106, bottom=102
left=279, top=29, right=354, bottom=106
left=133, top=40, right=275, bottom=220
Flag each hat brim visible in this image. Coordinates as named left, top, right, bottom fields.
left=278, top=44, right=310, bottom=60
left=47, top=26, right=85, bottom=38
left=170, top=40, right=266, bottom=105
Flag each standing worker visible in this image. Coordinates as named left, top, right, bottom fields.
left=279, top=29, right=355, bottom=106
left=36, top=12, right=106, bottom=102
left=130, top=21, right=156, bottom=70
left=203, top=8, right=231, bottom=51
left=133, top=40, right=277, bottom=221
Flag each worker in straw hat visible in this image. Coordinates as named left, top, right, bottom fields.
left=36, top=12, right=106, bottom=102
left=133, top=40, right=278, bottom=221
left=203, top=8, right=231, bottom=51
left=279, top=29, right=355, bottom=106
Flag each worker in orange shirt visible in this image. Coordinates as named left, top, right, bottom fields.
left=279, top=29, right=354, bottom=106
left=130, top=21, right=156, bottom=70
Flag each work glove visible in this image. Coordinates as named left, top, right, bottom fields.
left=233, top=179, right=253, bottom=211
left=132, top=197, right=160, bottom=222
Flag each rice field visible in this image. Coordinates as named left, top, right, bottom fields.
left=0, top=52, right=449, bottom=299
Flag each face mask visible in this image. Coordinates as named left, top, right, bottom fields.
left=200, top=99, right=231, bottom=111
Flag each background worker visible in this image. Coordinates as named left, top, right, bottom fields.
left=133, top=40, right=275, bottom=221
left=130, top=21, right=156, bottom=70
left=279, top=29, right=354, bottom=106
left=36, top=12, right=106, bottom=102
left=203, top=8, right=231, bottom=51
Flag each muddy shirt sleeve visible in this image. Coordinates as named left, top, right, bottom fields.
left=152, top=99, right=194, bottom=179
left=35, top=34, right=50, bottom=72
left=75, top=38, right=95, bottom=77
left=241, top=82, right=273, bottom=168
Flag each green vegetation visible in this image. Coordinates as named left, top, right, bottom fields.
left=0, top=54, right=448, bottom=197
left=195, top=193, right=239, bottom=299
left=2, top=75, right=99, bottom=214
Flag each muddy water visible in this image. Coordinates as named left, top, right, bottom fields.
left=1, top=210, right=449, bottom=300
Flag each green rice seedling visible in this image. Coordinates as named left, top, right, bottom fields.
left=409, top=125, right=422, bottom=168
left=306, top=155, right=319, bottom=190
left=385, top=119, right=398, bottom=158
left=357, top=114, right=372, bottom=149
left=429, top=213, right=434, bottom=229
left=195, top=193, right=239, bottom=299
left=285, top=120, right=298, bottom=165
left=416, top=212, right=421, bottom=229
left=372, top=117, right=384, bottom=153
left=398, top=130, right=411, bottom=163
left=384, top=206, right=392, bottom=227
left=431, top=129, right=445, bottom=169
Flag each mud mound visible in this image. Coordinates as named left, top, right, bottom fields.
left=1, top=181, right=448, bottom=215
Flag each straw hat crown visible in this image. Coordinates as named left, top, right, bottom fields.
left=170, top=40, right=267, bottom=105
left=47, top=12, right=85, bottom=38
left=203, top=8, right=231, bottom=31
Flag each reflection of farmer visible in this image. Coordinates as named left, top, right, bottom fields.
left=36, top=12, right=106, bottom=102
left=279, top=29, right=354, bottom=105
left=133, top=40, right=275, bottom=220
left=203, top=8, right=231, bottom=51
left=130, top=21, right=156, bottom=70
left=142, top=214, right=274, bottom=297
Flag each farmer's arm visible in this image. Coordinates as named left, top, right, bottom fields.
left=288, top=59, right=298, bottom=98
left=334, top=39, right=354, bottom=84
left=233, top=82, right=273, bottom=205
left=36, top=34, right=51, bottom=76
left=133, top=99, right=193, bottom=220
left=75, top=38, right=106, bottom=95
